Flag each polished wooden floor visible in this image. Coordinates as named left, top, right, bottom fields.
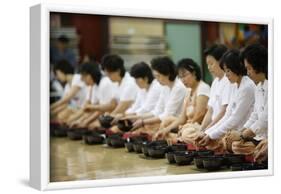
left=50, top=137, right=227, bottom=182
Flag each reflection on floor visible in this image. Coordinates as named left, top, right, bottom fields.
left=50, top=137, right=227, bottom=182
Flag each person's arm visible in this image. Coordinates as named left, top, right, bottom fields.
left=85, top=99, right=117, bottom=113
left=142, top=116, right=162, bottom=126
left=51, top=103, right=67, bottom=115
left=254, top=139, right=268, bottom=162
left=137, top=81, right=161, bottom=114
left=51, top=86, right=80, bottom=109
left=189, top=95, right=209, bottom=124
left=249, top=100, right=268, bottom=135
left=157, top=87, right=187, bottom=121
left=201, top=106, right=213, bottom=130
left=206, top=104, right=227, bottom=129
left=82, top=111, right=101, bottom=126
left=111, top=101, right=134, bottom=116
left=153, top=100, right=188, bottom=140
left=206, top=87, right=255, bottom=140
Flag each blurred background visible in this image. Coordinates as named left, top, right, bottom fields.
left=50, top=12, right=268, bottom=84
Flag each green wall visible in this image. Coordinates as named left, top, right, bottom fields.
left=165, top=22, right=213, bottom=84
left=165, top=22, right=202, bottom=66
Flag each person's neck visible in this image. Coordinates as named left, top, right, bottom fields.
left=217, top=71, right=224, bottom=80
left=116, top=76, right=123, bottom=84
left=191, top=80, right=199, bottom=91
left=167, top=80, right=174, bottom=89
left=255, top=74, right=266, bottom=85
left=66, top=74, right=73, bottom=84
left=145, top=83, right=150, bottom=91
left=236, top=76, right=243, bottom=87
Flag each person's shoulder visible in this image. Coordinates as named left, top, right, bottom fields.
left=241, top=76, right=256, bottom=94
left=199, top=81, right=211, bottom=91
left=123, top=73, right=135, bottom=85
left=173, top=79, right=187, bottom=95
left=211, top=77, right=219, bottom=87
left=174, top=78, right=185, bottom=89
left=244, top=76, right=256, bottom=89
left=72, top=74, right=82, bottom=84
left=221, top=75, right=231, bottom=85
left=100, top=76, right=111, bottom=85
left=150, top=80, right=161, bottom=91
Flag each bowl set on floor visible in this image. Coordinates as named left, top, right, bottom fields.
left=51, top=121, right=267, bottom=171
left=167, top=150, right=214, bottom=166
left=50, top=122, right=108, bottom=144
left=50, top=124, right=70, bottom=138
left=193, top=153, right=267, bottom=171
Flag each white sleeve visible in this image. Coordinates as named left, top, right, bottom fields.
left=120, top=83, right=138, bottom=102
left=206, top=87, right=255, bottom=139
left=207, top=81, right=216, bottom=107
left=72, top=74, right=85, bottom=88
left=158, top=86, right=187, bottom=121
left=126, top=90, right=144, bottom=114
left=98, top=80, right=118, bottom=105
left=137, top=83, right=161, bottom=114
left=197, top=83, right=210, bottom=97
left=221, top=83, right=232, bottom=105
left=151, top=88, right=166, bottom=117
left=205, top=112, right=230, bottom=134
left=250, top=101, right=268, bottom=133
left=243, top=104, right=258, bottom=129
left=85, top=86, right=92, bottom=101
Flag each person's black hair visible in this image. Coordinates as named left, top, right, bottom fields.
left=58, top=35, right=69, bottom=44
left=240, top=43, right=268, bottom=77
left=204, top=44, right=228, bottom=61
left=54, top=60, right=74, bottom=75
left=151, top=56, right=177, bottom=81
left=220, top=49, right=247, bottom=76
left=80, top=62, right=102, bottom=85
left=177, top=58, right=202, bottom=81
left=101, top=54, right=125, bottom=77
left=130, top=62, right=154, bottom=84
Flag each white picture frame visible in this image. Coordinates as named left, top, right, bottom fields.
left=30, top=3, right=274, bottom=191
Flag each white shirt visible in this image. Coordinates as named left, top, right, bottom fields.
left=208, top=75, right=232, bottom=120
left=243, top=80, right=268, bottom=140
left=63, top=74, right=87, bottom=108
left=86, top=76, right=118, bottom=105
left=114, top=72, right=139, bottom=102
left=126, top=80, right=162, bottom=114
left=205, top=76, right=256, bottom=139
left=151, top=78, right=187, bottom=121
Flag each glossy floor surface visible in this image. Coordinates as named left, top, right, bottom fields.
left=50, top=137, right=228, bottom=182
